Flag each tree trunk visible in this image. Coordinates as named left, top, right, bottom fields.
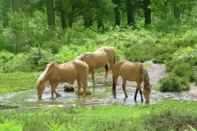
left=173, top=5, right=181, bottom=20
left=60, top=10, right=67, bottom=29
left=126, top=0, right=135, bottom=26
left=68, top=12, right=73, bottom=28
left=46, top=0, right=55, bottom=28
left=83, top=15, right=93, bottom=28
left=112, top=0, right=121, bottom=26
left=2, top=1, right=10, bottom=27
left=97, top=16, right=104, bottom=31
left=114, top=6, right=121, bottom=26
left=143, top=0, right=151, bottom=25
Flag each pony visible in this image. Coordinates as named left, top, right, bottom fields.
left=77, top=47, right=116, bottom=87
left=112, top=60, right=151, bottom=104
left=36, top=60, right=89, bottom=100
left=97, top=47, right=116, bottom=69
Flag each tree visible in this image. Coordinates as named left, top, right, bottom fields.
left=143, top=0, right=151, bottom=25
left=112, top=0, right=121, bottom=26
left=126, top=0, right=135, bottom=26
left=46, top=0, right=55, bottom=28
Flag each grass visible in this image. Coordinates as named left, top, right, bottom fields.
left=0, top=72, right=39, bottom=94
left=0, top=101, right=196, bottom=131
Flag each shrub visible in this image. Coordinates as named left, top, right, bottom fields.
left=153, top=41, right=176, bottom=63
left=0, top=50, right=14, bottom=65
left=171, top=63, right=193, bottom=81
left=3, top=53, right=29, bottom=72
left=172, top=47, right=197, bottom=66
left=0, top=48, right=55, bottom=72
left=26, top=48, right=56, bottom=71
left=125, top=43, right=155, bottom=62
left=159, top=74, right=189, bottom=92
left=192, top=66, right=197, bottom=84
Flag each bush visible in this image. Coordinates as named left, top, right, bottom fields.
left=166, top=46, right=197, bottom=84
left=171, top=63, right=193, bottom=81
left=159, top=74, right=189, bottom=92
left=26, top=48, right=56, bottom=71
left=172, top=46, right=197, bottom=66
left=0, top=50, right=14, bottom=68
left=192, top=66, right=197, bottom=84
left=0, top=48, right=56, bottom=73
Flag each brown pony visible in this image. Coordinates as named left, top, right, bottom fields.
left=36, top=60, right=89, bottom=100
left=112, top=60, right=151, bottom=104
left=77, top=47, right=116, bottom=87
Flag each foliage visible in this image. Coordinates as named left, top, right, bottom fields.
left=0, top=48, right=55, bottom=73
left=0, top=101, right=196, bottom=130
left=166, top=46, right=197, bottom=83
left=158, top=74, right=189, bottom=92
left=0, top=121, right=23, bottom=131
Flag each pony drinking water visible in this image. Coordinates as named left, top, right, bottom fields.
left=36, top=60, right=89, bottom=100
left=112, top=60, right=151, bottom=104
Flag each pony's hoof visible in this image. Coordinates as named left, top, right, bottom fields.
left=56, top=94, right=61, bottom=98
left=85, top=90, right=91, bottom=96
left=123, top=98, right=127, bottom=102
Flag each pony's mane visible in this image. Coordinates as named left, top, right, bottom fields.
left=143, top=69, right=150, bottom=88
left=38, top=63, right=55, bottom=81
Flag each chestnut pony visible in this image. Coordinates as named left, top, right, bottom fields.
left=112, top=60, right=151, bottom=104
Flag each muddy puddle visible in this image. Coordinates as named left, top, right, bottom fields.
left=0, top=62, right=196, bottom=109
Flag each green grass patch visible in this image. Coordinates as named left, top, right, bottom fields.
left=0, top=101, right=196, bottom=131
left=0, top=72, right=39, bottom=94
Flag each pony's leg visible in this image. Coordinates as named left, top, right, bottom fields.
left=51, top=82, right=59, bottom=99
left=139, top=90, right=144, bottom=103
left=104, top=64, right=109, bottom=84
left=51, top=89, right=55, bottom=100
left=137, top=83, right=144, bottom=103
left=134, top=88, right=139, bottom=103
left=55, top=90, right=61, bottom=98
left=122, top=79, right=128, bottom=101
left=112, top=76, right=117, bottom=98
left=91, top=70, right=96, bottom=89
left=77, top=79, right=82, bottom=96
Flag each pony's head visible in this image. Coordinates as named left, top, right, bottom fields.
left=36, top=79, right=45, bottom=100
left=143, top=69, right=151, bottom=104
left=36, top=63, right=55, bottom=100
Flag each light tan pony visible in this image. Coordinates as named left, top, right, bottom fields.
left=112, top=60, right=151, bottom=104
left=36, top=60, right=89, bottom=100
left=77, top=47, right=116, bottom=87
left=97, top=47, right=116, bottom=69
